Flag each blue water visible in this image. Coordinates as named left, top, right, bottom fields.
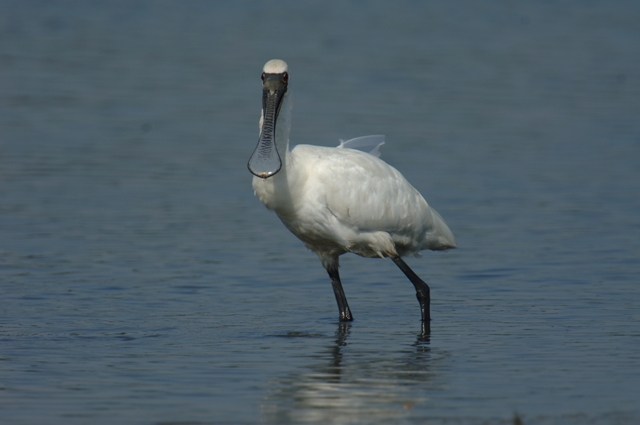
left=1, top=1, right=640, bottom=424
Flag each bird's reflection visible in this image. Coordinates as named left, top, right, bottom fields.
left=262, top=323, right=438, bottom=424
left=324, top=322, right=351, bottom=383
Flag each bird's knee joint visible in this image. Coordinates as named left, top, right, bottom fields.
left=415, top=289, right=430, bottom=302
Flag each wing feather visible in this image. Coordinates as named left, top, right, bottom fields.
left=295, top=145, right=455, bottom=252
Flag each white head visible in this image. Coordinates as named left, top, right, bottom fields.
left=263, top=59, right=288, bottom=74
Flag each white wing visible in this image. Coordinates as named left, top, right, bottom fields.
left=297, top=146, right=456, bottom=255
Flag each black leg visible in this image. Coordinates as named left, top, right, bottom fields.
left=391, top=256, right=430, bottom=325
left=326, top=264, right=353, bottom=322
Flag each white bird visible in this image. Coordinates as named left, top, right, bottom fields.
left=248, top=59, right=456, bottom=328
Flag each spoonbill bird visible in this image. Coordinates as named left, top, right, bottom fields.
left=248, top=59, right=456, bottom=326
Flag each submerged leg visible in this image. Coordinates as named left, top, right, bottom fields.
left=391, top=256, right=431, bottom=324
left=326, top=263, right=354, bottom=322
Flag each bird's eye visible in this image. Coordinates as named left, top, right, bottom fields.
left=261, top=73, right=265, bottom=82
left=282, top=72, right=289, bottom=83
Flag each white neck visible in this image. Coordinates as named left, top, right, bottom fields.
left=276, top=91, right=293, bottom=167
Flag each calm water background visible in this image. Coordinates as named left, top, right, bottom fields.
left=1, top=1, right=639, bottom=424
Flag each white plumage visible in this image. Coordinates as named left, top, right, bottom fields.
left=249, top=59, right=455, bottom=327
